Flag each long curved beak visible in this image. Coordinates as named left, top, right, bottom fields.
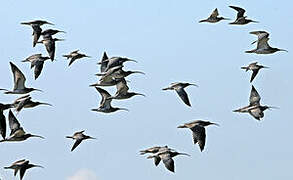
left=251, top=20, right=259, bottom=23
left=88, top=136, right=96, bottom=140
left=131, top=71, right=145, bottom=75
left=119, top=108, right=129, bottom=112
left=33, top=165, right=44, bottom=168
left=211, top=123, right=220, bottom=126
left=177, top=125, right=186, bottom=128
left=198, top=19, right=207, bottom=23
left=223, top=18, right=231, bottom=20
left=39, top=102, right=53, bottom=106
left=32, top=135, right=45, bottom=139
left=178, top=153, right=191, bottom=157
left=58, top=30, right=66, bottom=33
left=136, top=93, right=146, bottom=97
left=279, top=49, right=288, bottom=52
left=262, top=66, right=270, bottom=69
left=189, top=83, right=199, bottom=87
left=0, top=88, right=9, bottom=92
left=85, top=55, right=91, bottom=58
left=34, top=89, right=43, bottom=92
left=126, top=59, right=137, bottom=63
left=66, top=136, right=73, bottom=139
left=46, top=22, right=54, bottom=25
left=56, top=39, right=65, bottom=42
left=268, top=106, right=280, bottom=110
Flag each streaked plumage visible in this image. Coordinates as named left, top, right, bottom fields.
left=91, top=87, right=128, bottom=113
left=66, top=130, right=95, bottom=151
left=199, top=8, right=230, bottom=23
left=21, top=20, right=54, bottom=47
left=178, top=120, right=219, bottom=151
left=233, top=85, right=278, bottom=120
left=162, top=82, right=197, bottom=107
left=104, top=57, right=137, bottom=72
left=229, top=6, right=258, bottom=25
left=245, top=31, right=288, bottom=54
left=241, top=62, right=269, bottom=82
left=63, top=50, right=91, bottom=66
left=147, top=148, right=190, bottom=173
left=0, top=62, right=42, bottom=94
left=37, top=37, right=64, bottom=61
left=140, top=145, right=172, bottom=155
left=109, top=78, right=145, bottom=100
left=0, top=110, right=44, bottom=142
left=4, top=159, right=43, bottom=180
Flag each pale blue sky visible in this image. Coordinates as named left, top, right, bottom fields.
left=0, top=0, right=292, bottom=179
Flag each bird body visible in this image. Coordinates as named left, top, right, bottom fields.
left=5, top=159, right=43, bottom=180
left=91, top=87, right=128, bottom=113
left=229, top=6, right=258, bottom=25
left=0, top=62, right=42, bottom=94
left=178, top=120, right=219, bottom=151
left=66, top=130, right=95, bottom=151
left=199, top=8, right=230, bottom=23
left=233, top=85, right=277, bottom=120
left=241, top=62, right=269, bottom=82
left=246, top=31, right=287, bottom=54
left=63, top=50, right=91, bottom=66
left=104, top=57, right=137, bottom=72
left=38, top=37, right=64, bottom=61
left=0, top=110, right=44, bottom=143
left=162, top=82, right=197, bottom=107
left=147, top=148, right=190, bottom=173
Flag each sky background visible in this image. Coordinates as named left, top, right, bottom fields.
left=0, top=0, right=292, bottom=179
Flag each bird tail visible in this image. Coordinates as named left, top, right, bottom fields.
left=62, top=55, right=70, bottom=59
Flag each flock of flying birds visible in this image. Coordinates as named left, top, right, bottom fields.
left=0, top=5, right=288, bottom=179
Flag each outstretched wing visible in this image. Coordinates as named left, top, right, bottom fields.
left=8, top=110, right=21, bottom=134
left=10, top=62, right=26, bottom=90
left=229, top=6, right=245, bottom=19
left=191, top=125, right=206, bottom=151
left=71, top=139, right=82, bottom=151
left=175, top=87, right=191, bottom=106
left=249, top=85, right=261, bottom=105
left=209, top=8, right=219, bottom=18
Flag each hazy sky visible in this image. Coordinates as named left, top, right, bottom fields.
left=0, top=0, right=292, bottom=179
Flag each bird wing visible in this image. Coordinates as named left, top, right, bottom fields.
left=161, top=153, right=175, bottom=172
left=19, top=165, right=28, bottom=180
left=250, top=31, right=269, bottom=41
left=209, top=8, right=219, bottom=18
left=70, top=50, right=79, bottom=54
left=250, top=69, right=260, bottom=83
left=8, top=110, right=21, bottom=134
left=95, top=87, right=112, bottom=108
left=100, top=52, right=109, bottom=73
left=154, top=156, right=161, bottom=166
left=249, top=108, right=263, bottom=120
left=115, top=78, right=129, bottom=95
left=0, top=112, right=6, bottom=139
left=34, top=60, right=44, bottom=80
left=249, top=85, right=261, bottom=105
left=32, top=24, right=42, bottom=47
left=229, top=6, right=245, bottom=19
left=68, top=56, right=78, bottom=66
left=44, top=39, right=55, bottom=60
left=15, top=97, right=31, bottom=112
left=10, top=62, right=26, bottom=90
left=13, top=95, right=30, bottom=104
left=71, top=139, right=82, bottom=151
left=191, top=125, right=206, bottom=151
left=175, top=87, right=191, bottom=106
left=257, top=37, right=270, bottom=49
left=13, top=159, right=26, bottom=165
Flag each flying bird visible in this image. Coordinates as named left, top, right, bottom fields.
left=41, top=28, right=65, bottom=38
left=12, top=95, right=52, bottom=114
left=0, top=110, right=44, bottom=142
left=103, top=57, right=137, bottom=72
left=177, top=120, right=219, bottom=151
left=147, top=148, right=190, bottom=173
left=21, top=20, right=54, bottom=47
left=233, top=86, right=278, bottom=120
left=63, top=50, right=91, bottom=66
left=245, top=31, right=288, bottom=54
left=241, top=62, right=269, bottom=82
left=140, top=145, right=172, bottom=155
left=37, top=37, right=64, bottom=61
left=91, top=87, right=128, bottom=113
left=199, top=8, right=230, bottom=23
left=229, top=6, right=258, bottom=25
left=0, top=62, right=42, bottom=94
left=162, top=82, right=197, bottom=107
left=96, top=65, right=145, bottom=79
left=4, top=159, right=43, bottom=180
left=66, top=130, right=96, bottom=151
left=108, top=78, right=145, bottom=100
